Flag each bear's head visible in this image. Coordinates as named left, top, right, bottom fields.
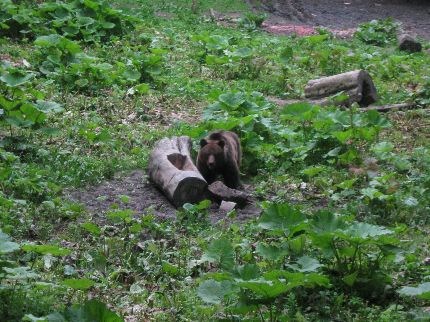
left=199, top=139, right=225, bottom=170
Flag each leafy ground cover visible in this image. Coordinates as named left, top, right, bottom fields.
left=1, top=0, right=430, bottom=321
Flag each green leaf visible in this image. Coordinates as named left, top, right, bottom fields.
left=62, top=278, right=95, bottom=290
left=286, top=256, right=323, bottom=273
left=4, top=266, right=39, bottom=280
left=231, top=47, right=252, bottom=58
left=258, top=202, right=307, bottom=236
left=398, top=282, right=430, bottom=300
left=80, top=222, right=101, bottom=236
left=341, top=222, right=392, bottom=239
left=35, top=100, right=63, bottom=113
left=162, top=261, right=180, bottom=276
left=65, top=300, right=123, bottom=322
left=22, top=314, right=49, bottom=322
left=282, top=102, right=315, bottom=121
left=22, top=244, right=71, bottom=256
left=255, top=243, right=288, bottom=261
left=238, top=279, right=289, bottom=298
left=0, top=240, right=20, bottom=254
left=197, top=279, right=233, bottom=304
left=0, top=69, right=33, bottom=87
left=0, top=229, right=19, bottom=254
left=233, top=264, right=260, bottom=281
left=343, top=271, right=358, bottom=286
left=372, top=141, right=394, bottom=154
left=218, top=92, right=246, bottom=109
left=311, top=211, right=345, bottom=234
left=305, top=34, right=329, bottom=44
left=134, top=83, right=150, bottom=94
left=201, top=238, right=234, bottom=271
left=280, top=46, right=293, bottom=64
left=123, top=68, right=141, bottom=81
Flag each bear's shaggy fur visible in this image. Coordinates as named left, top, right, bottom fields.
left=197, top=130, right=242, bottom=189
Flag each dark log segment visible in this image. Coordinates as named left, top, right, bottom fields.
left=208, top=181, right=251, bottom=208
left=148, top=136, right=207, bottom=208
left=304, top=70, right=378, bottom=107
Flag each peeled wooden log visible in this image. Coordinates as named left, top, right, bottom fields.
left=304, top=70, right=378, bottom=107
left=148, top=136, right=207, bottom=208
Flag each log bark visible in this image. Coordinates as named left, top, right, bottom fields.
left=148, top=136, right=207, bottom=208
left=361, top=102, right=417, bottom=112
left=304, top=70, right=378, bottom=107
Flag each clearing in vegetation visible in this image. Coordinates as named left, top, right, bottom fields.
left=1, top=0, right=430, bottom=321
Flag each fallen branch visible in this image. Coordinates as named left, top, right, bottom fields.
left=361, top=102, right=418, bottom=112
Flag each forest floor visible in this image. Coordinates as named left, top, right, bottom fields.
left=251, top=0, right=430, bottom=39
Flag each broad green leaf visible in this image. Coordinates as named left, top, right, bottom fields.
left=201, top=238, right=234, bottom=271
left=343, top=271, right=358, bottom=286
left=22, top=314, right=49, bottom=322
left=264, top=270, right=330, bottom=290
left=238, top=279, right=289, bottom=298
left=280, top=46, right=293, bottom=64
left=302, top=166, right=324, bottom=177
left=372, top=141, right=394, bottom=154
left=134, top=83, right=150, bottom=94
left=398, top=282, right=430, bottom=300
left=197, top=279, right=233, bottom=304
left=340, top=222, right=392, bottom=239
left=80, top=222, right=101, bottom=236
left=218, top=92, right=246, bottom=109
left=162, top=261, right=180, bottom=276
left=22, top=244, right=71, bottom=256
left=282, top=102, right=315, bottom=121
left=123, top=68, right=141, bottom=81
left=0, top=69, right=33, bottom=87
left=258, top=202, right=307, bottom=236
left=311, top=211, right=345, bottom=234
left=62, top=278, right=95, bottom=290
left=35, top=100, right=63, bottom=113
left=65, top=300, right=123, bottom=322
left=4, top=266, right=39, bottom=280
left=233, top=264, right=260, bottom=281
left=231, top=47, right=252, bottom=58
left=286, top=256, right=323, bottom=273
left=255, top=243, right=288, bottom=261
left=0, top=240, right=20, bottom=254
left=305, top=34, right=329, bottom=44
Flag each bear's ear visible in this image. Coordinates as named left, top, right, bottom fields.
left=200, top=139, right=208, bottom=147
left=218, top=140, right=225, bottom=149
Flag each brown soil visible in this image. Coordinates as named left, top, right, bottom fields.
left=251, top=0, right=430, bottom=39
left=66, top=170, right=261, bottom=224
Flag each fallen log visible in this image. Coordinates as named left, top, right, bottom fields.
left=208, top=181, right=251, bottom=208
left=361, top=102, right=418, bottom=112
left=304, top=70, right=377, bottom=107
left=148, top=136, right=207, bottom=208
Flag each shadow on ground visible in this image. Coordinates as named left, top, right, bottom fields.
left=66, top=170, right=261, bottom=224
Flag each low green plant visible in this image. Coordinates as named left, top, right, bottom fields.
left=355, top=18, right=399, bottom=46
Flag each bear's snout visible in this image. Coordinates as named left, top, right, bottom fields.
left=207, top=154, right=216, bottom=169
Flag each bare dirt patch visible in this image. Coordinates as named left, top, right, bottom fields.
left=66, top=170, right=261, bottom=224
left=251, top=0, right=430, bottom=39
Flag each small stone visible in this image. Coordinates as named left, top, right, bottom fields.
left=208, top=181, right=251, bottom=208
left=398, top=34, right=422, bottom=53
left=219, top=201, right=237, bottom=212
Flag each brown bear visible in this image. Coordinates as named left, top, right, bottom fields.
left=197, top=130, right=242, bottom=189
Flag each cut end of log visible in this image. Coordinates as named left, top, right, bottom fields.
left=172, top=176, right=208, bottom=208
left=398, top=34, right=422, bottom=53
